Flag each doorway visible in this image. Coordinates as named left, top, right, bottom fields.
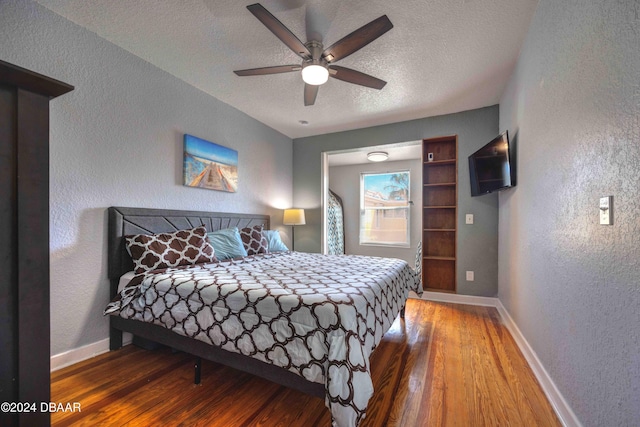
left=320, top=140, right=422, bottom=264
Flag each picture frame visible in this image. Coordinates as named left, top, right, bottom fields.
left=183, top=134, right=238, bottom=193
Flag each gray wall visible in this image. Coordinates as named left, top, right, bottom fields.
left=329, top=159, right=422, bottom=265
left=499, top=0, right=639, bottom=426
left=294, top=106, right=500, bottom=296
left=0, top=0, right=293, bottom=356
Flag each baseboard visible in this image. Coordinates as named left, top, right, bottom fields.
left=416, top=291, right=581, bottom=427
left=417, top=290, right=499, bottom=307
left=51, top=333, right=132, bottom=372
left=51, top=338, right=110, bottom=372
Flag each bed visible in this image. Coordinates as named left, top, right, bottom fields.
left=106, top=206, right=421, bottom=427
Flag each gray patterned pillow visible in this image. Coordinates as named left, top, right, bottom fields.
left=125, top=226, right=216, bottom=273
left=239, top=225, right=269, bottom=255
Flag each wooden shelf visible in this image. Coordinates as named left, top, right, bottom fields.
left=424, top=159, right=456, bottom=165
left=424, top=182, right=456, bottom=187
left=425, top=288, right=456, bottom=294
left=422, top=135, right=457, bottom=293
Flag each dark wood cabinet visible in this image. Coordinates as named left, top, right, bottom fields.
left=422, top=136, right=457, bottom=293
left=0, top=60, right=73, bottom=427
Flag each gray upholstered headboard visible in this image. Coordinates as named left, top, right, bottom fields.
left=107, top=206, right=270, bottom=297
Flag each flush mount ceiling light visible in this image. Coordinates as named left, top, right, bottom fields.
left=367, top=151, right=388, bottom=162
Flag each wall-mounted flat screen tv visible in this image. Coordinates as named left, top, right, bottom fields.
left=469, top=131, right=514, bottom=196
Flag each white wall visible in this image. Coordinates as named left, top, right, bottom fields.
left=499, top=0, right=640, bottom=425
left=329, top=159, right=422, bottom=265
left=0, top=0, right=293, bottom=356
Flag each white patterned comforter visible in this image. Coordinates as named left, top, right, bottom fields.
left=105, top=251, right=422, bottom=427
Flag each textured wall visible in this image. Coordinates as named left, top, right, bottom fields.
left=329, top=159, right=422, bottom=264
left=294, top=106, right=500, bottom=296
left=0, top=1, right=293, bottom=356
left=499, top=0, right=640, bottom=425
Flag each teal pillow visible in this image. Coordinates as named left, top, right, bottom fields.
left=263, top=230, right=289, bottom=252
left=206, top=227, right=248, bottom=260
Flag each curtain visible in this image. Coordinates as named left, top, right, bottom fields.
left=327, top=189, right=345, bottom=255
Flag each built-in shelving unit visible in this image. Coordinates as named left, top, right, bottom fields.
left=422, top=136, right=458, bottom=293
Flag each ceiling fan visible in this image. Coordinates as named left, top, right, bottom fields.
left=234, top=3, right=393, bottom=106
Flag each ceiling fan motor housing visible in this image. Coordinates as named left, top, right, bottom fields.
left=302, top=41, right=329, bottom=85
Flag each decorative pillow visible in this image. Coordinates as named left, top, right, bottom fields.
left=206, top=227, right=248, bottom=260
left=125, top=226, right=216, bottom=273
left=239, top=225, right=269, bottom=255
left=263, top=229, right=289, bottom=252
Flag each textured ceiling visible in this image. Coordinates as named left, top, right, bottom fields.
left=34, top=0, right=539, bottom=138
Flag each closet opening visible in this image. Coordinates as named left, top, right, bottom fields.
left=320, top=141, right=421, bottom=265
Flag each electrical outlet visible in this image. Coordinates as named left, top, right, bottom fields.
left=465, top=214, right=474, bottom=224
left=466, top=271, right=474, bottom=281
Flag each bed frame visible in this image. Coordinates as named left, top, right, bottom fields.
left=107, top=206, right=325, bottom=398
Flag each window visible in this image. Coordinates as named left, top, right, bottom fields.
left=360, top=171, right=410, bottom=247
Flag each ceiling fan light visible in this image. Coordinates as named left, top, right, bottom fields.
left=367, top=151, right=388, bottom=162
left=302, top=64, right=329, bottom=85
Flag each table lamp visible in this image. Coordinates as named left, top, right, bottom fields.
left=283, top=209, right=305, bottom=251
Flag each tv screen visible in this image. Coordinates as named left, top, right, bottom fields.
left=469, top=131, right=514, bottom=196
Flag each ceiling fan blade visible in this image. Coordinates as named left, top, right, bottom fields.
left=322, top=15, right=393, bottom=63
left=304, top=84, right=319, bottom=106
left=329, top=65, right=386, bottom=89
left=247, top=3, right=311, bottom=59
left=234, top=65, right=301, bottom=76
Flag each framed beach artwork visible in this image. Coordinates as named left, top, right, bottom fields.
left=183, top=134, right=238, bottom=192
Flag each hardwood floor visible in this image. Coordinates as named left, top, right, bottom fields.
left=51, top=299, right=561, bottom=426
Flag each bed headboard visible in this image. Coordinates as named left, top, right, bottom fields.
left=108, top=206, right=270, bottom=297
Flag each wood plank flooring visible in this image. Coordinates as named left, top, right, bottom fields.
left=51, top=299, right=561, bottom=426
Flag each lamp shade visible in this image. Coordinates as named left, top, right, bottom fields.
left=283, top=209, right=306, bottom=225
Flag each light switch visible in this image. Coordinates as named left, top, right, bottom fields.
left=466, top=271, right=474, bottom=281
left=465, top=214, right=474, bottom=224
left=599, top=196, right=613, bottom=225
